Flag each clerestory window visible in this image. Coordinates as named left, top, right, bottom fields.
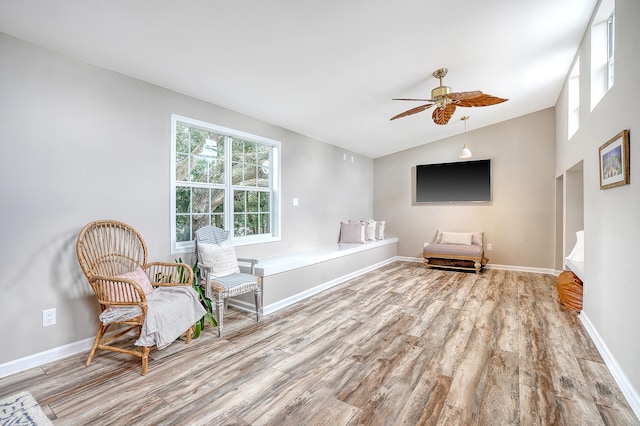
left=591, top=0, right=615, bottom=110
left=171, top=115, right=280, bottom=253
left=568, top=57, right=580, bottom=140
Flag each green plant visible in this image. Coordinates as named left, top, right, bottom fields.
left=176, top=258, right=216, bottom=338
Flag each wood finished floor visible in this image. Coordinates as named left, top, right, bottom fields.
left=1, top=262, right=638, bottom=425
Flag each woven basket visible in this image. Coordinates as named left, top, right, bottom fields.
left=557, top=271, right=583, bottom=312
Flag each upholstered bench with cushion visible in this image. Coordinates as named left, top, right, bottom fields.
left=423, top=230, right=488, bottom=273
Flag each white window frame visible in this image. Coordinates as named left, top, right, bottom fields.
left=606, top=10, right=615, bottom=91
left=568, top=57, right=580, bottom=140
left=171, top=114, right=281, bottom=254
left=590, top=0, right=615, bottom=110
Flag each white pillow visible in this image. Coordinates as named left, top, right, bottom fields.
left=339, top=222, right=365, bottom=243
left=198, top=239, right=240, bottom=277
left=365, top=220, right=377, bottom=241
left=375, top=220, right=385, bottom=240
left=440, top=231, right=473, bottom=245
left=566, top=230, right=584, bottom=262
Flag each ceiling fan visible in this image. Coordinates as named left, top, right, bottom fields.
left=391, top=68, right=508, bottom=125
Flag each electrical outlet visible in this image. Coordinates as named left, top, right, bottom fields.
left=487, top=243, right=493, bottom=251
left=43, top=308, right=56, bottom=327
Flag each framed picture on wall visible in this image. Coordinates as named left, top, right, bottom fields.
left=599, top=129, right=630, bottom=190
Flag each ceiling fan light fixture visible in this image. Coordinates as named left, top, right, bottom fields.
left=390, top=67, right=508, bottom=124
left=459, top=116, right=472, bottom=158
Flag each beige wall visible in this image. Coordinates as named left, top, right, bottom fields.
left=555, top=0, right=640, bottom=395
left=0, top=34, right=373, bottom=364
left=374, top=108, right=556, bottom=269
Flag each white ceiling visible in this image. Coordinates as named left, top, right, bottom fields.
left=0, top=0, right=597, bottom=158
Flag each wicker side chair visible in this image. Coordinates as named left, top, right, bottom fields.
left=194, top=226, right=262, bottom=337
left=76, top=219, right=197, bottom=375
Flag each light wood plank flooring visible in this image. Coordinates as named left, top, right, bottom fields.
left=1, top=262, right=638, bottom=425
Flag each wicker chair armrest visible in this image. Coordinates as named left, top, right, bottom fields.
left=143, top=262, right=193, bottom=287
left=90, top=274, right=147, bottom=306
left=237, top=257, right=258, bottom=275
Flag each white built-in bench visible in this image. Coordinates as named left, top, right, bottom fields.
left=233, top=237, right=398, bottom=314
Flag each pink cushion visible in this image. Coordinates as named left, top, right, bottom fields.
left=106, top=267, right=154, bottom=302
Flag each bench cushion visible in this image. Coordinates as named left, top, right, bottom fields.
left=423, top=242, right=483, bottom=258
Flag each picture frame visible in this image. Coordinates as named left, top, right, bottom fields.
left=599, top=129, right=630, bottom=190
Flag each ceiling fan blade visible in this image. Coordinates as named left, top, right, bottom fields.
left=390, top=103, right=435, bottom=121
left=447, top=91, right=483, bottom=100
left=432, top=103, right=456, bottom=125
left=392, top=98, right=434, bottom=102
left=456, top=93, right=508, bottom=107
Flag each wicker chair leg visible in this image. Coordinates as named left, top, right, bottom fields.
left=87, top=324, right=108, bottom=366
left=141, top=346, right=150, bottom=375
left=185, top=326, right=193, bottom=344
left=216, top=295, right=225, bottom=337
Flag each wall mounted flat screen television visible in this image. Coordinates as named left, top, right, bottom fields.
left=416, top=159, right=491, bottom=203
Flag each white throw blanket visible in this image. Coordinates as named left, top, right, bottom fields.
left=98, top=286, right=206, bottom=350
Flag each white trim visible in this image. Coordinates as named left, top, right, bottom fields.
left=484, top=263, right=559, bottom=275
left=579, top=312, right=640, bottom=420
left=0, top=337, right=94, bottom=379
left=230, top=257, right=398, bottom=315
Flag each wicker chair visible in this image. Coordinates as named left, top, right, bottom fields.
left=76, top=219, right=198, bottom=375
left=195, top=226, right=262, bottom=337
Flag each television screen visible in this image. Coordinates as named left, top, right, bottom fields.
left=416, top=159, right=491, bottom=203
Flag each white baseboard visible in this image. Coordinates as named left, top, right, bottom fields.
left=0, top=337, right=94, bottom=379
left=484, top=263, right=559, bottom=275
left=230, top=257, right=398, bottom=315
left=398, top=256, right=558, bottom=275
left=579, top=312, right=640, bottom=420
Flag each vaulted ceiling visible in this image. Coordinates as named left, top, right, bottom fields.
left=0, top=1, right=598, bottom=158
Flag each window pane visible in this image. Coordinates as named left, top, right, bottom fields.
left=176, top=187, right=190, bottom=214
left=176, top=125, right=189, bottom=153
left=247, top=191, right=259, bottom=212
left=243, top=164, right=257, bottom=187
left=244, top=141, right=257, bottom=164
left=176, top=215, right=190, bottom=242
left=258, top=162, right=269, bottom=187
left=211, top=189, right=225, bottom=213
left=192, top=188, right=209, bottom=213
left=232, top=139, right=243, bottom=162
left=232, top=161, right=243, bottom=185
left=212, top=214, right=224, bottom=228
left=234, top=191, right=246, bottom=212
left=259, top=192, right=270, bottom=212
left=257, top=145, right=270, bottom=187
left=176, top=154, right=189, bottom=182
left=260, top=213, right=270, bottom=234
left=210, top=159, right=225, bottom=184
left=246, top=213, right=259, bottom=235
left=191, top=155, right=210, bottom=183
left=189, top=128, right=208, bottom=154
left=193, top=215, right=209, bottom=235
left=234, top=213, right=246, bottom=236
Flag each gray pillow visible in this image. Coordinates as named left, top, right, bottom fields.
left=339, top=222, right=365, bottom=243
